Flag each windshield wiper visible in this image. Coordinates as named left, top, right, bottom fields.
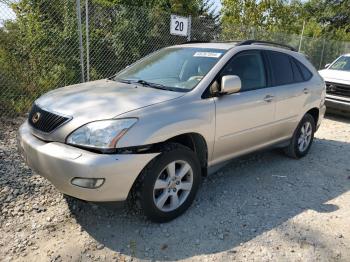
left=136, top=80, right=169, bottom=90
left=114, top=78, right=167, bottom=89
left=113, top=77, right=134, bottom=84
left=113, top=77, right=184, bottom=92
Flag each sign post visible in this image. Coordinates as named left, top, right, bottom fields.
left=170, top=14, right=191, bottom=40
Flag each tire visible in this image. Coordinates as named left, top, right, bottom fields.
left=131, top=143, right=201, bottom=223
left=284, top=113, right=316, bottom=159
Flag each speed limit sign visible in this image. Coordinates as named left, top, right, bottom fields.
left=170, top=15, right=189, bottom=37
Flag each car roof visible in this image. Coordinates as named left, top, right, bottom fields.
left=171, top=41, right=314, bottom=70
left=173, top=42, right=239, bottom=50
left=169, top=40, right=316, bottom=75
left=172, top=40, right=298, bottom=53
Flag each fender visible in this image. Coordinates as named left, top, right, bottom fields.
left=116, top=95, right=217, bottom=161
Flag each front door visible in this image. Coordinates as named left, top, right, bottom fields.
left=212, top=50, right=276, bottom=164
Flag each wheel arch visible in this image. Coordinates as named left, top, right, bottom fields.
left=305, top=107, right=319, bottom=125
left=164, top=133, right=208, bottom=175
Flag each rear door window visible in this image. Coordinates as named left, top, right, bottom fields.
left=267, top=51, right=294, bottom=86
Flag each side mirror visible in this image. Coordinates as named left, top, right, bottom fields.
left=220, top=75, right=241, bottom=95
left=324, top=63, right=330, bottom=69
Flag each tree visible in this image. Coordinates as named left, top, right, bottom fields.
left=220, top=0, right=350, bottom=68
left=0, top=0, right=218, bottom=115
left=303, top=0, right=350, bottom=40
left=221, top=0, right=305, bottom=39
left=221, top=0, right=350, bottom=41
left=0, top=0, right=81, bottom=115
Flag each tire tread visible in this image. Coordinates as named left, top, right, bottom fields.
left=284, top=113, right=315, bottom=159
left=128, top=142, right=200, bottom=222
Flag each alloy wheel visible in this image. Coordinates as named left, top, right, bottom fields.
left=298, top=121, right=312, bottom=152
left=153, top=160, right=193, bottom=212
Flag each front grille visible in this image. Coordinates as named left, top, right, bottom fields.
left=28, top=104, right=71, bottom=133
left=326, top=82, right=350, bottom=98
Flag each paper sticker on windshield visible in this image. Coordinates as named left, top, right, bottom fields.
left=193, top=52, right=222, bottom=58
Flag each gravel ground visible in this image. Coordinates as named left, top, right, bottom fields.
left=0, top=115, right=349, bottom=262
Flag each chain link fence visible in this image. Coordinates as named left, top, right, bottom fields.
left=220, top=25, right=350, bottom=70
left=1, top=0, right=350, bottom=117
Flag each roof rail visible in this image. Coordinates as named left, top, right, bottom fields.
left=181, top=40, right=209, bottom=44
left=237, top=40, right=297, bottom=52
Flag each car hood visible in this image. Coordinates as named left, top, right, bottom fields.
left=319, top=69, right=350, bottom=84
left=35, top=79, right=185, bottom=121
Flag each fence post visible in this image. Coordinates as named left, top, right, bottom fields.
left=187, top=15, right=191, bottom=41
left=76, top=0, right=85, bottom=82
left=85, top=0, right=90, bottom=82
left=319, top=38, right=326, bottom=69
left=251, top=27, right=255, bottom=39
left=298, top=20, right=305, bottom=52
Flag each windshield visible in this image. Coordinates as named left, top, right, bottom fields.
left=329, top=56, right=350, bottom=71
left=115, top=47, right=226, bottom=91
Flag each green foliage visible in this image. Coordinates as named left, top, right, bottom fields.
left=86, top=0, right=218, bottom=80
left=221, top=0, right=350, bottom=40
left=303, top=0, right=350, bottom=40
left=221, top=0, right=350, bottom=67
left=1, top=0, right=80, bottom=115
left=1, top=0, right=350, bottom=116
left=94, top=0, right=202, bottom=15
left=0, top=0, right=217, bottom=116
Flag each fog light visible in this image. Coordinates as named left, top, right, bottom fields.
left=71, top=178, right=105, bottom=189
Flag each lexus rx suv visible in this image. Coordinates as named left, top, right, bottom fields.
left=319, top=54, right=350, bottom=116
left=18, top=40, right=326, bottom=222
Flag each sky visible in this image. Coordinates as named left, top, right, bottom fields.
left=210, top=0, right=223, bottom=14
left=0, top=2, right=16, bottom=25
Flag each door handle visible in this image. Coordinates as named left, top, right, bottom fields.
left=263, top=95, right=274, bottom=102
left=303, top=88, right=309, bottom=94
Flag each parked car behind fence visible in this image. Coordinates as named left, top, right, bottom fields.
left=319, top=54, right=350, bottom=116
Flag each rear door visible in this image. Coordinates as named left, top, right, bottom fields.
left=212, top=50, right=277, bottom=164
left=265, top=51, right=312, bottom=139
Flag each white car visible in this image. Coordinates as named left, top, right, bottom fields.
left=319, top=54, right=350, bottom=116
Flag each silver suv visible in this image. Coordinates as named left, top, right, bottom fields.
left=18, top=40, right=326, bottom=222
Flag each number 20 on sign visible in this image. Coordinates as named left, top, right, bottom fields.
left=170, top=15, right=189, bottom=37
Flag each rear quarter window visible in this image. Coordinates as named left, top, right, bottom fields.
left=290, top=58, right=304, bottom=82
left=294, top=59, right=313, bottom=81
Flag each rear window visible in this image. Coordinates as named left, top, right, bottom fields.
left=268, top=51, right=294, bottom=86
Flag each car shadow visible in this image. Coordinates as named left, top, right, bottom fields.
left=325, top=112, right=350, bottom=124
left=66, top=136, right=350, bottom=260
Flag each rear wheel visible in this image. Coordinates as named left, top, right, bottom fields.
left=132, top=143, right=201, bottom=222
left=284, top=113, right=315, bottom=159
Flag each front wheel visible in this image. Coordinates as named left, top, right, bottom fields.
left=132, top=143, right=201, bottom=223
left=284, top=113, right=316, bottom=159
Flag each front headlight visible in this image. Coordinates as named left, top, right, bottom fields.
left=66, top=118, right=137, bottom=150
